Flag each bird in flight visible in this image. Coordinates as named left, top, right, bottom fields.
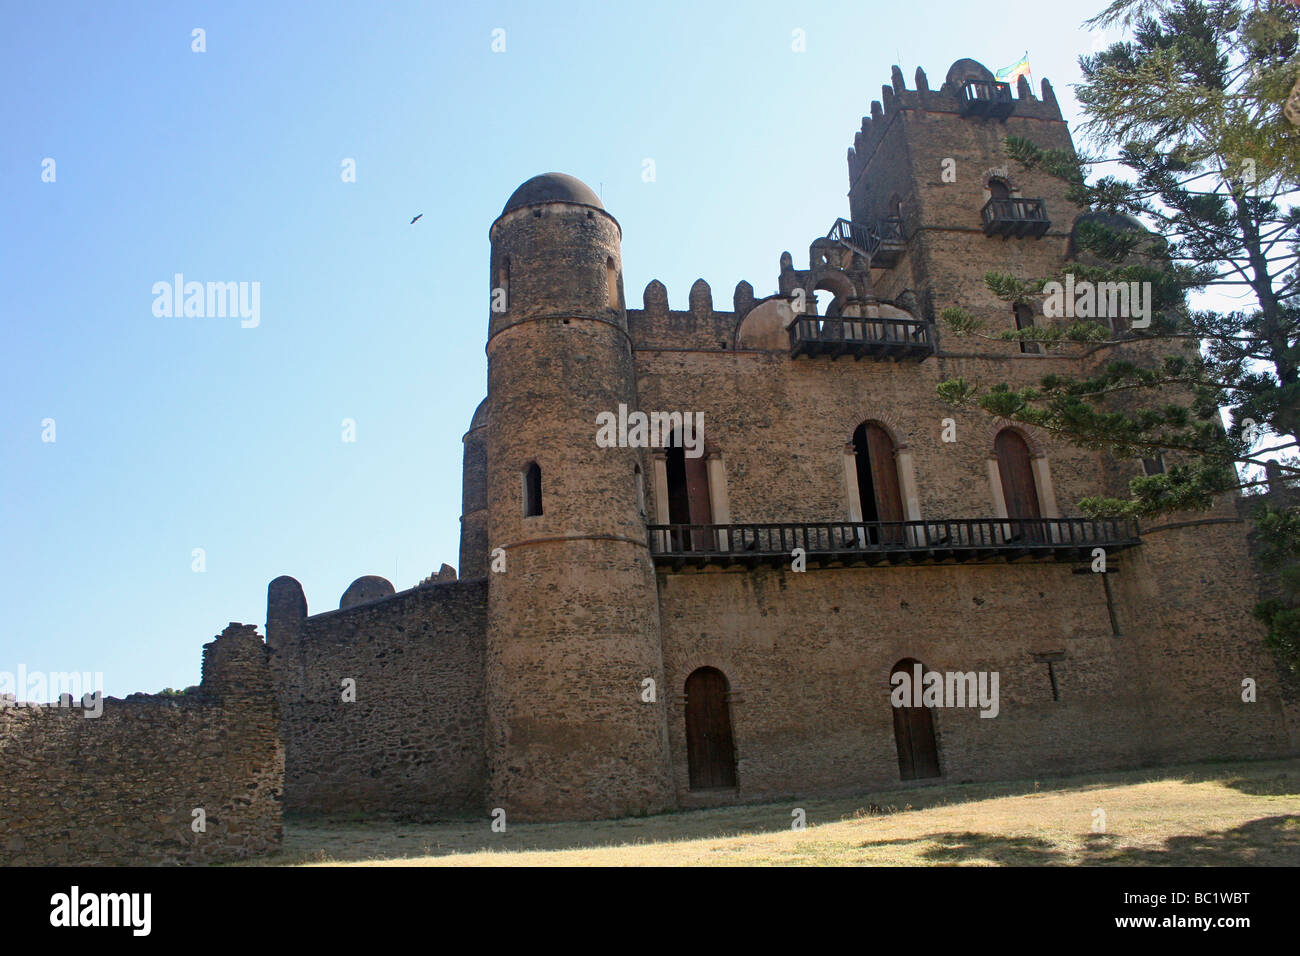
left=410, top=213, right=423, bottom=224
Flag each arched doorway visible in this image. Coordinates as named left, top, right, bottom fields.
left=995, top=428, right=1043, bottom=541
left=685, top=667, right=738, bottom=790
left=853, top=422, right=906, bottom=545
left=891, top=658, right=941, bottom=780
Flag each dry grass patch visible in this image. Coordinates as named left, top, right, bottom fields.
left=253, top=757, right=1300, bottom=867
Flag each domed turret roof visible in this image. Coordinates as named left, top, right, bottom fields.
left=501, top=173, right=602, bottom=216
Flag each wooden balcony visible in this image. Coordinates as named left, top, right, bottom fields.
left=648, top=518, right=1140, bottom=570
left=789, top=315, right=934, bottom=361
left=981, top=197, right=1050, bottom=238
left=826, top=216, right=905, bottom=267
left=959, top=80, right=1014, bottom=118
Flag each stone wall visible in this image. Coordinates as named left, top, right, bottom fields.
left=0, top=623, right=282, bottom=865
left=656, top=551, right=1292, bottom=804
left=268, top=577, right=488, bottom=818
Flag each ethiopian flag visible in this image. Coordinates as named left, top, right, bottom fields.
left=996, top=52, right=1031, bottom=84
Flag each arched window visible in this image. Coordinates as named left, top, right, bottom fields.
left=523, top=461, right=543, bottom=517
left=685, top=667, right=737, bottom=790
left=891, top=659, right=941, bottom=780
left=634, top=463, right=646, bottom=519
left=852, top=422, right=905, bottom=544
left=606, top=257, right=619, bottom=309
left=988, top=178, right=1011, bottom=200
left=1014, top=303, right=1043, bottom=355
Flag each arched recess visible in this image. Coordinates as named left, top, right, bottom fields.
left=606, top=256, right=620, bottom=310
left=656, top=428, right=729, bottom=551
left=496, top=256, right=510, bottom=311
left=891, top=658, right=941, bottom=781
left=685, top=667, right=738, bottom=790
left=1013, top=303, right=1043, bottom=354
left=843, top=417, right=922, bottom=543
left=988, top=427, right=1060, bottom=541
left=523, top=461, right=543, bottom=517
left=851, top=422, right=906, bottom=545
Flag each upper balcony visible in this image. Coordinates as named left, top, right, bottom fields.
left=826, top=216, right=906, bottom=268
left=981, top=197, right=1051, bottom=238
left=789, top=314, right=934, bottom=361
left=648, top=517, right=1140, bottom=570
left=959, top=79, right=1015, bottom=118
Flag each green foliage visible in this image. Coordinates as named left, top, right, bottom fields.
left=983, top=271, right=1046, bottom=306
left=1251, top=496, right=1300, bottom=672
left=939, top=0, right=1300, bottom=668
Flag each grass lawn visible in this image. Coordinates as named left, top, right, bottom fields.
left=256, top=757, right=1300, bottom=866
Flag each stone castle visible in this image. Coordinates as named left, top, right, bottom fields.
left=264, top=58, right=1296, bottom=822
left=4, top=59, right=1296, bottom=861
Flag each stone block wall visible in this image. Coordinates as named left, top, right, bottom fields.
left=0, top=623, right=282, bottom=865
left=269, top=578, right=488, bottom=818
left=657, top=553, right=1293, bottom=803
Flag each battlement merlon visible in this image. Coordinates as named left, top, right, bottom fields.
left=848, top=60, right=1063, bottom=186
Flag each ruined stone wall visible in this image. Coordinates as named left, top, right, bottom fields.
left=0, top=624, right=282, bottom=865
left=269, top=578, right=487, bottom=818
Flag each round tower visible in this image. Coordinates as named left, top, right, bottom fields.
left=483, top=173, right=673, bottom=820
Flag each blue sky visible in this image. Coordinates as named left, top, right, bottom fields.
left=0, top=1, right=1110, bottom=695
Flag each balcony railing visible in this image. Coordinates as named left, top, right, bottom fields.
left=789, top=315, right=933, bottom=361
left=981, top=197, right=1050, bottom=238
left=826, top=216, right=906, bottom=267
left=648, top=518, right=1140, bottom=569
left=959, top=80, right=1014, bottom=118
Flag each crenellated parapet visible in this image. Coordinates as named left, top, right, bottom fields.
left=848, top=58, right=1063, bottom=185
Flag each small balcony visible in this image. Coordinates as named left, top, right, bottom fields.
left=981, top=197, right=1050, bottom=238
left=648, top=518, right=1140, bottom=569
left=959, top=80, right=1014, bottom=118
left=826, top=216, right=906, bottom=268
left=789, top=315, right=934, bottom=361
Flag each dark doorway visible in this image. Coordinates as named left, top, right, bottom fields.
left=853, top=422, right=905, bottom=545
left=995, top=428, right=1042, bottom=541
left=685, top=667, right=738, bottom=790
left=666, top=432, right=712, bottom=551
left=988, top=178, right=1011, bottom=200
left=891, top=659, right=941, bottom=780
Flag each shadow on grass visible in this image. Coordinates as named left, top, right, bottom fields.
left=849, top=816, right=1299, bottom=867
left=1221, top=770, right=1300, bottom=797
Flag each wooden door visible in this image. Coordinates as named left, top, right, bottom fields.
left=684, top=454, right=713, bottom=551
left=865, top=424, right=905, bottom=544
left=891, top=660, right=941, bottom=780
left=685, top=667, right=737, bottom=789
left=996, top=429, right=1042, bottom=541
left=855, top=423, right=905, bottom=545
left=667, top=443, right=713, bottom=551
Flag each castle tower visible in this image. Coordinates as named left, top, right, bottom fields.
left=483, top=173, right=673, bottom=821
left=847, top=59, right=1079, bottom=331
